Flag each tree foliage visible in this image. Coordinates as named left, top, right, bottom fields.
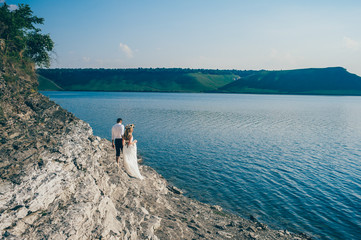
left=0, top=2, right=54, bottom=67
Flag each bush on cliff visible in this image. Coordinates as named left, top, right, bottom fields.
left=0, top=2, right=54, bottom=68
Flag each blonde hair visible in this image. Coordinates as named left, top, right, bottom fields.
left=124, top=124, right=135, bottom=141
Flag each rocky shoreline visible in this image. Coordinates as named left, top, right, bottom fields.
left=0, top=65, right=311, bottom=239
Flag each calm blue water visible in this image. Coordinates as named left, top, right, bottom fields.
left=42, top=91, right=361, bottom=240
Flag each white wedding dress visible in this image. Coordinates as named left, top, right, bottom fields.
left=123, top=137, right=144, bottom=179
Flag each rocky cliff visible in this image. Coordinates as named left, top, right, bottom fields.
left=0, top=63, right=311, bottom=239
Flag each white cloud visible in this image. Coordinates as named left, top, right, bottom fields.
left=8, top=4, right=18, bottom=11
left=82, top=57, right=90, bottom=62
left=343, top=36, right=359, bottom=51
left=119, top=42, right=133, bottom=58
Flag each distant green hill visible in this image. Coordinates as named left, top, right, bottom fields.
left=37, top=67, right=361, bottom=95
left=37, top=75, right=63, bottom=91
left=219, top=67, right=361, bottom=95
left=37, top=68, right=244, bottom=92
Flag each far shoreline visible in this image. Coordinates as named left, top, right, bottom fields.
left=40, top=89, right=361, bottom=97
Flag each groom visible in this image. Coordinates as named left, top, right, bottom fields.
left=111, top=118, right=125, bottom=165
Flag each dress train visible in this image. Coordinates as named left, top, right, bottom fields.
left=123, top=143, right=144, bottom=179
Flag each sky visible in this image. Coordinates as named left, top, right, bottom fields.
left=3, top=0, right=361, bottom=76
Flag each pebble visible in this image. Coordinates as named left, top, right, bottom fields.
left=211, top=205, right=223, bottom=211
left=167, top=185, right=183, bottom=194
left=217, top=231, right=233, bottom=239
left=248, top=226, right=258, bottom=233
left=249, top=232, right=259, bottom=239
left=215, top=223, right=226, bottom=230
left=227, top=221, right=237, bottom=227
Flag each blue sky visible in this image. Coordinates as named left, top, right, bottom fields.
left=4, top=0, right=361, bottom=75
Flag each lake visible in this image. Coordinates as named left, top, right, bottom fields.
left=42, top=91, right=361, bottom=240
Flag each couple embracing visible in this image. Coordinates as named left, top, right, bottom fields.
left=111, top=118, right=144, bottom=179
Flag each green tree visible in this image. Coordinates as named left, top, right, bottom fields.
left=0, top=2, right=54, bottom=67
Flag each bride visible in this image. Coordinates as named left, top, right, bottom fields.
left=122, top=124, right=144, bottom=179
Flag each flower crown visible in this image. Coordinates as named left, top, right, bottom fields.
left=125, top=124, right=135, bottom=129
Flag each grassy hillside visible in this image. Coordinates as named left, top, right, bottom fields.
left=37, top=67, right=361, bottom=95
left=37, top=68, right=240, bottom=92
left=219, top=67, right=361, bottom=95
left=37, top=75, right=63, bottom=91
